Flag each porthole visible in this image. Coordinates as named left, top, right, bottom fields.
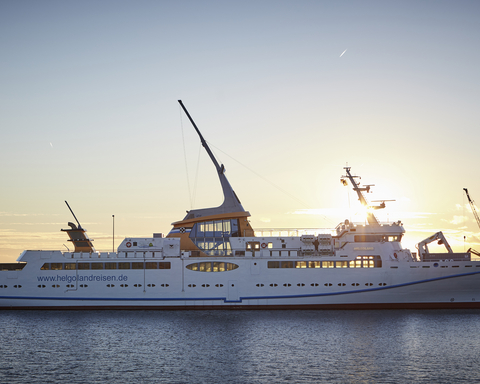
left=107, top=284, right=115, bottom=287
left=269, top=283, right=278, bottom=287
left=215, top=284, right=224, bottom=287
left=338, top=283, right=346, bottom=287
left=52, top=284, right=60, bottom=288
left=13, top=285, right=22, bottom=288
left=80, top=284, right=88, bottom=288
left=201, top=284, right=210, bottom=287
left=283, top=283, right=291, bottom=287
left=188, top=284, right=196, bottom=288
left=378, top=283, right=387, bottom=286
left=37, top=285, right=46, bottom=288
left=120, top=284, right=128, bottom=287
left=297, top=283, right=305, bottom=287
left=66, top=284, right=74, bottom=288
left=134, top=284, right=142, bottom=287
left=351, top=283, right=359, bottom=286
left=256, top=283, right=264, bottom=287
left=161, top=284, right=169, bottom=287
left=311, top=283, right=319, bottom=287
left=365, top=283, right=373, bottom=286
left=324, top=283, right=332, bottom=287
left=147, top=284, right=156, bottom=287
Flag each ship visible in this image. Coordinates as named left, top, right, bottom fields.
left=1, top=100, right=479, bottom=309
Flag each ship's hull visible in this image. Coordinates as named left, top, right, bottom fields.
left=1, top=251, right=480, bottom=309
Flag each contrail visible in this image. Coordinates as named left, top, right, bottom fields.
left=340, top=49, right=347, bottom=57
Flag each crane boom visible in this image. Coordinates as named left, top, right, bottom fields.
left=463, top=188, right=480, bottom=230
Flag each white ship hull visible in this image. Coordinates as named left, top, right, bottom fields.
left=2, top=250, right=479, bottom=309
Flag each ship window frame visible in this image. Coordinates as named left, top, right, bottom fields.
left=50, top=263, right=63, bottom=270
left=185, top=262, right=238, bottom=272
left=91, top=262, right=104, bottom=270
left=322, top=261, right=335, bottom=269
left=132, top=262, right=144, bottom=270
left=40, top=263, right=50, bottom=270
left=281, top=261, right=294, bottom=269
left=146, top=262, right=157, bottom=269
left=295, top=261, right=308, bottom=269
left=159, top=262, right=171, bottom=269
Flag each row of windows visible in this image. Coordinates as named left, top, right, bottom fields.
left=37, top=283, right=169, bottom=288
left=40, top=262, right=171, bottom=271
left=354, top=235, right=402, bottom=242
left=255, top=282, right=388, bottom=287
left=187, top=283, right=224, bottom=288
left=268, top=256, right=382, bottom=269
left=190, top=219, right=239, bottom=238
left=186, top=262, right=239, bottom=272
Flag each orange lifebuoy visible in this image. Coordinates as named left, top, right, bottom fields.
left=126, top=242, right=132, bottom=248
left=261, top=243, right=267, bottom=249
left=394, top=252, right=398, bottom=258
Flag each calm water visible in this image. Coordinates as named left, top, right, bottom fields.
left=0, top=309, right=479, bottom=383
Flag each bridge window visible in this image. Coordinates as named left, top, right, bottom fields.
left=188, top=219, right=239, bottom=256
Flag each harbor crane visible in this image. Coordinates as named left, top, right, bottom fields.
left=463, top=188, right=480, bottom=258
left=463, top=188, right=480, bottom=230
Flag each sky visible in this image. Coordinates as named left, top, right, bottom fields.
left=1, top=0, right=479, bottom=262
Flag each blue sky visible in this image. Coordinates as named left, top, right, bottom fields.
left=1, top=1, right=480, bottom=261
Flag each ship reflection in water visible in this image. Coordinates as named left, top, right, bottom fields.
left=0, top=309, right=478, bottom=383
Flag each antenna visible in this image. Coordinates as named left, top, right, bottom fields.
left=64, top=201, right=82, bottom=229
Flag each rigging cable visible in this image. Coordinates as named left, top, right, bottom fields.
left=179, top=105, right=193, bottom=209
left=192, top=143, right=202, bottom=208
left=208, top=141, right=336, bottom=226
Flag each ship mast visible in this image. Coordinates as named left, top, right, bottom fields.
left=342, top=167, right=384, bottom=226
left=178, top=100, right=245, bottom=219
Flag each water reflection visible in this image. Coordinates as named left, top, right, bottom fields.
left=0, top=310, right=479, bottom=383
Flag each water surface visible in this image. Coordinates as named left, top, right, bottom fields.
left=1, top=310, right=478, bottom=383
